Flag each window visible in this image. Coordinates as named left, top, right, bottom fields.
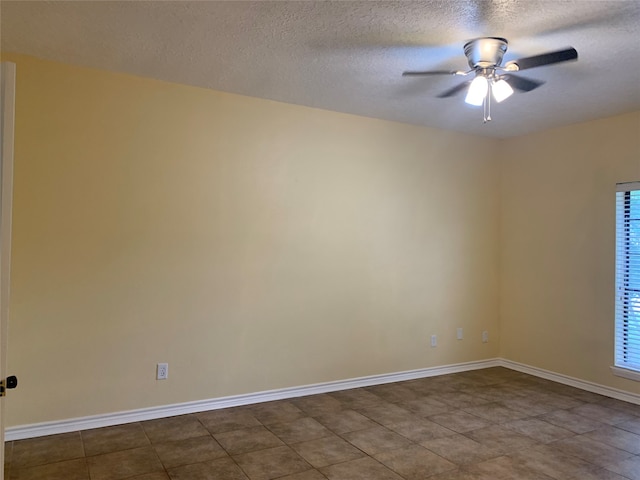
left=614, top=182, right=640, bottom=379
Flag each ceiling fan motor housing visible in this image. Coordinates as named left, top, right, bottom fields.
left=464, top=37, right=508, bottom=69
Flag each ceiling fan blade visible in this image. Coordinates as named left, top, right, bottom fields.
left=437, top=81, right=471, bottom=98
left=402, top=70, right=458, bottom=77
left=506, top=47, right=578, bottom=71
left=502, top=74, right=545, bottom=92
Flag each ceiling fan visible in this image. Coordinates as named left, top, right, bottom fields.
left=403, top=37, right=578, bottom=123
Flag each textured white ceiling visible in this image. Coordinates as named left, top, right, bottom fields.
left=2, top=0, right=640, bottom=138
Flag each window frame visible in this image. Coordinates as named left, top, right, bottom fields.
left=612, top=182, right=640, bottom=382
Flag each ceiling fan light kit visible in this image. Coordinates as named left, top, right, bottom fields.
left=403, top=37, right=578, bottom=123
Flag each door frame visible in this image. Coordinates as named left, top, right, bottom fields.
left=0, top=61, right=16, bottom=480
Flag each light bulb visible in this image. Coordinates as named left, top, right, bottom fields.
left=465, top=76, right=488, bottom=106
left=492, top=79, right=514, bottom=103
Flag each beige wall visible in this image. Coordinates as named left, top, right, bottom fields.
left=500, top=111, right=640, bottom=394
left=3, top=54, right=501, bottom=426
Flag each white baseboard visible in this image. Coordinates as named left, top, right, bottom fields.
left=5, top=358, right=500, bottom=441
left=7, top=357, right=639, bottom=441
left=498, top=359, right=640, bottom=405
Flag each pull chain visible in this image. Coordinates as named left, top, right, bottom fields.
left=483, top=85, right=492, bottom=123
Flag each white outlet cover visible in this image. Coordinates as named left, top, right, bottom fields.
left=482, top=331, right=489, bottom=343
left=431, top=335, right=437, bottom=347
left=457, top=328, right=463, bottom=340
left=157, top=363, right=169, bottom=380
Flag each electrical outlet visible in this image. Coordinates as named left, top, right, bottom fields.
left=431, top=335, right=437, bottom=347
left=157, top=363, right=168, bottom=380
left=482, top=331, right=489, bottom=343
left=457, top=328, right=463, bottom=340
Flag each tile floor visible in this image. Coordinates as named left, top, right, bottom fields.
left=5, top=367, right=640, bottom=479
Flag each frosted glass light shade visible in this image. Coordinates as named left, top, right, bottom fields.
left=492, top=79, right=514, bottom=102
left=465, top=76, right=488, bottom=106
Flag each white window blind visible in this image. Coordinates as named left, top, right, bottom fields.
left=615, top=182, right=640, bottom=373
